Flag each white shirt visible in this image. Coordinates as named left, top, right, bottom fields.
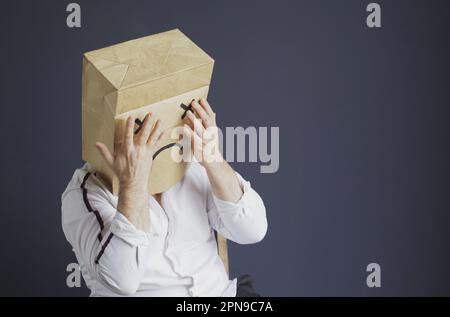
left=61, top=162, right=267, bottom=297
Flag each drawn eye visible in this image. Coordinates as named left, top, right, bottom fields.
left=180, top=99, right=195, bottom=119
left=134, top=118, right=144, bottom=134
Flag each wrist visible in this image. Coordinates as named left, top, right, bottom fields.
left=119, top=180, right=148, bottom=195
left=204, top=159, right=228, bottom=177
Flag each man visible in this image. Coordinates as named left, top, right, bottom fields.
left=61, top=99, right=268, bottom=296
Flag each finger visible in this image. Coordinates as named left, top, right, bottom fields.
left=154, top=127, right=165, bottom=148
left=186, top=110, right=205, bottom=139
left=95, top=142, right=114, bottom=168
left=147, top=119, right=162, bottom=147
left=192, top=132, right=204, bottom=161
left=191, top=100, right=210, bottom=128
left=191, top=100, right=209, bottom=120
left=113, top=119, right=124, bottom=151
left=199, top=98, right=215, bottom=117
left=182, top=124, right=194, bottom=142
left=124, top=115, right=135, bottom=151
left=183, top=124, right=203, bottom=148
left=202, top=125, right=218, bottom=144
left=183, top=125, right=203, bottom=158
left=137, top=113, right=154, bottom=145
left=184, top=112, right=194, bottom=131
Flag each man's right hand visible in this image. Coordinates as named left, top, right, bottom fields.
left=95, top=113, right=163, bottom=232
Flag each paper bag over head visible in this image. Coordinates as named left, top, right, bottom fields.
left=82, top=29, right=215, bottom=195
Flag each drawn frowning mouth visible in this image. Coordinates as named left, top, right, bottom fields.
left=151, top=142, right=183, bottom=160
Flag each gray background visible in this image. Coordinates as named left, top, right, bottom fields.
left=0, top=0, right=449, bottom=296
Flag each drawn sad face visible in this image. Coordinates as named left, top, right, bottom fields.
left=114, top=88, right=208, bottom=194
left=132, top=102, right=192, bottom=162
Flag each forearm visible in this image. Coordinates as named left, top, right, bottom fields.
left=117, top=184, right=150, bottom=232
left=205, top=161, right=243, bottom=203
left=96, top=113, right=162, bottom=234
left=206, top=164, right=268, bottom=244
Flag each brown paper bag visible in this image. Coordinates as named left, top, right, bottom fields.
left=82, top=29, right=214, bottom=195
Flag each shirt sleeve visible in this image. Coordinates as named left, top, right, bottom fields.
left=61, top=173, right=156, bottom=296
left=206, top=171, right=268, bottom=245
